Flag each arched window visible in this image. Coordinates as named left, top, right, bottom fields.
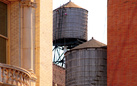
left=0, top=1, right=7, bottom=63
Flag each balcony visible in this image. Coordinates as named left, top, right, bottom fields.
left=0, top=63, right=36, bottom=86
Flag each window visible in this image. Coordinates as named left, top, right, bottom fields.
left=0, top=1, right=7, bottom=63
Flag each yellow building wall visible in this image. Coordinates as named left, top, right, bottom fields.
left=35, top=0, right=40, bottom=85
left=0, top=0, right=53, bottom=85
left=0, top=0, right=21, bottom=67
left=35, top=0, right=53, bottom=86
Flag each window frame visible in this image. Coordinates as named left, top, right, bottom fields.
left=0, top=1, right=10, bottom=64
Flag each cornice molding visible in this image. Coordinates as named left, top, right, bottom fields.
left=0, top=0, right=36, bottom=7
left=0, top=0, right=10, bottom=4
left=0, top=0, right=20, bottom=4
left=21, top=0, right=36, bottom=8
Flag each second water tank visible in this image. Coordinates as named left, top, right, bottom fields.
left=65, top=38, right=107, bottom=86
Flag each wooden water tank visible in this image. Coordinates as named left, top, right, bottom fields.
left=53, top=1, right=88, bottom=47
left=65, top=38, right=107, bottom=86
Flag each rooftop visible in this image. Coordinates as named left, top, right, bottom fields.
left=54, top=1, right=88, bottom=11
left=62, top=1, right=82, bottom=8
left=71, top=37, right=107, bottom=50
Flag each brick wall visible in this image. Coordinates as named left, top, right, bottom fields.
left=108, top=0, right=137, bottom=86
left=53, top=64, right=65, bottom=86
left=10, top=2, right=21, bottom=66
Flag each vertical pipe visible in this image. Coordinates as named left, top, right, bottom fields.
left=19, top=2, right=21, bottom=67
left=7, top=3, right=10, bottom=64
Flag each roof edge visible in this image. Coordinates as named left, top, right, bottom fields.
left=53, top=1, right=88, bottom=11
left=65, top=46, right=107, bottom=55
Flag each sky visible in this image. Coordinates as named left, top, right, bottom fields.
left=53, top=0, right=107, bottom=44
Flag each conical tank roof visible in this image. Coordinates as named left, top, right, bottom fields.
left=71, top=37, right=107, bottom=50
left=55, top=1, right=87, bottom=10
left=63, top=1, right=82, bottom=8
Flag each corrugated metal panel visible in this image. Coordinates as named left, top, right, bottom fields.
left=65, top=48, right=107, bottom=86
